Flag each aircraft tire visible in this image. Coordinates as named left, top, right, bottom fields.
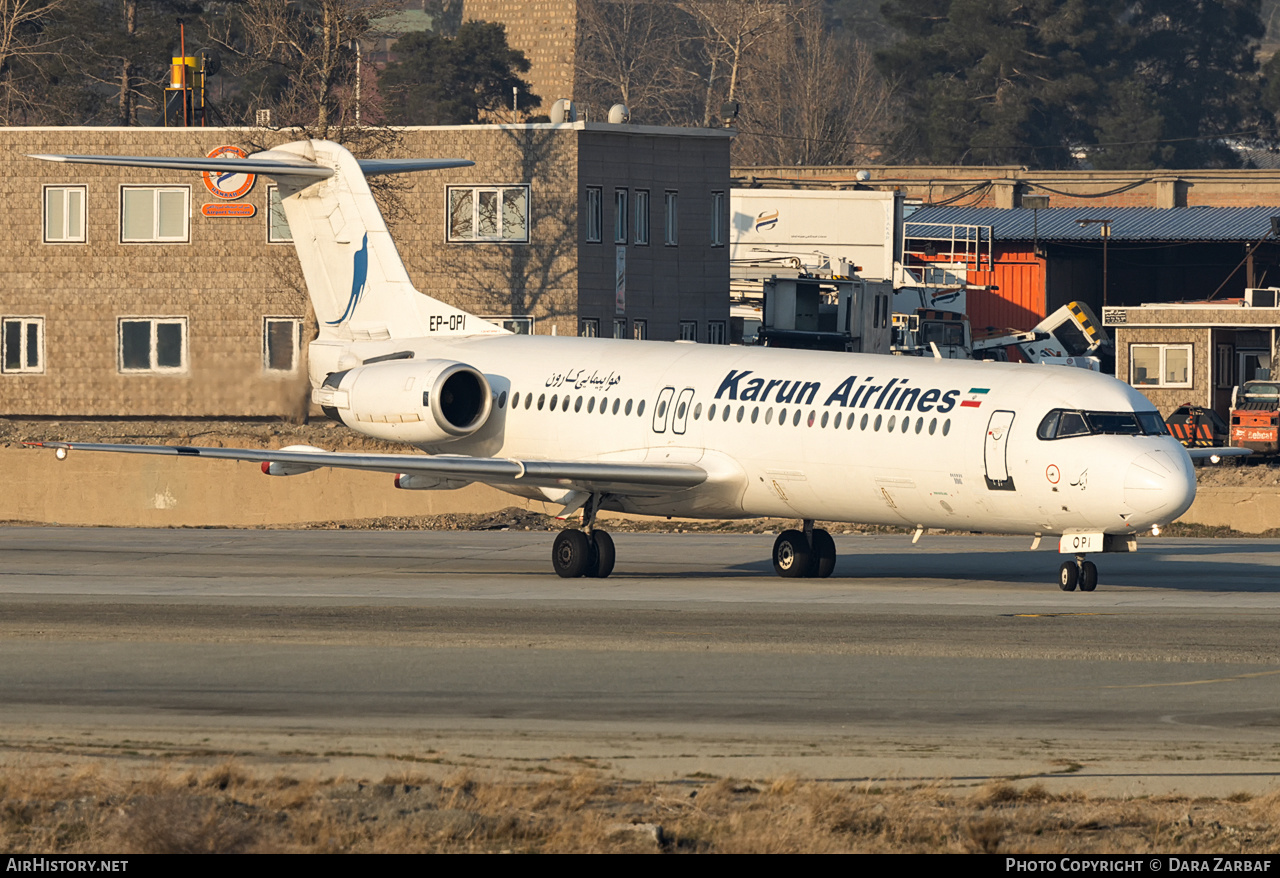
left=587, top=530, right=616, bottom=579
left=773, top=530, right=812, bottom=579
left=1078, top=560, right=1098, bottom=592
left=810, top=528, right=836, bottom=578
left=553, top=529, right=592, bottom=578
left=1058, top=561, right=1078, bottom=592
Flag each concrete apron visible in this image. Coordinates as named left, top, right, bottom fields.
left=0, top=447, right=1270, bottom=531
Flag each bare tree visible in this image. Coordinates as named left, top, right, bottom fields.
left=575, top=0, right=695, bottom=125
left=679, top=0, right=790, bottom=128
left=210, top=0, right=396, bottom=135
left=734, top=2, right=901, bottom=166
left=0, top=0, right=68, bottom=124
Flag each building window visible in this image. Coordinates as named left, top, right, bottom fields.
left=634, top=190, right=650, bottom=245
left=44, top=186, right=85, bottom=243
left=633, top=319, right=648, bottom=341
left=1130, top=343, right=1191, bottom=388
left=264, top=317, right=300, bottom=372
left=680, top=320, right=698, bottom=341
left=120, top=186, right=189, bottom=243
left=1216, top=343, right=1235, bottom=389
left=267, top=185, right=292, bottom=243
left=483, top=315, right=534, bottom=334
left=708, top=320, right=727, bottom=345
left=119, top=318, right=187, bottom=373
left=579, top=318, right=600, bottom=337
left=2, top=317, right=43, bottom=373
left=613, top=188, right=629, bottom=244
left=710, top=191, right=725, bottom=247
left=585, top=187, right=602, bottom=243
left=447, top=185, right=529, bottom=242
left=614, top=318, right=627, bottom=338
left=665, top=191, right=678, bottom=246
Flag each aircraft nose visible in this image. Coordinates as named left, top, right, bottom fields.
left=1124, top=448, right=1196, bottom=520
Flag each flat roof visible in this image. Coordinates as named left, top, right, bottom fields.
left=908, top=206, right=1280, bottom=243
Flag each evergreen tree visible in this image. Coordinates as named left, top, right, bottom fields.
left=1093, top=0, right=1265, bottom=168
left=878, top=0, right=1119, bottom=168
left=379, top=20, right=539, bottom=125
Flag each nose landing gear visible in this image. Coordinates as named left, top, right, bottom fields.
left=1058, top=555, right=1098, bottom=592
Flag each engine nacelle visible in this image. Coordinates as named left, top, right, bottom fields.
left=261, top=444, right=328, bottom=476
left=312, top=358, right=493, bottom=444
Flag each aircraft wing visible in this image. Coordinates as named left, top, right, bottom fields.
left=25, top=442, right=706, bottom=496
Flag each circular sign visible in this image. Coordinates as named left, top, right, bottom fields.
left=202, top=145, right=256, bottom=200
left=1046, top=464, right=1061, bottom=484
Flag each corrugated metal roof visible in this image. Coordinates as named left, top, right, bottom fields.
left=905, top=206, right=1280, bottom=242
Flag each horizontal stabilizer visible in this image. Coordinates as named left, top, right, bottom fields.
left=29, top=153, right=475, bottom=180
left=358, top=158, right=474, bottom=175
left=28, top=151, right=334, bottom=179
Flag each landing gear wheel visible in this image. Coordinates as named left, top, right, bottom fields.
left=1078, top=560, right=1098, bottom=592
left=810, top=528, right=836, bottom=579
left=1058, top=561, right=1078, bottom=592
left=553, top=529, right=592, bottom=578
left=773, top=529, right=813, bottom=579
left=586, top=530, right=615, bottom=579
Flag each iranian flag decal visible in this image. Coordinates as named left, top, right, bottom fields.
left=960, top=388, right=989, bottom=408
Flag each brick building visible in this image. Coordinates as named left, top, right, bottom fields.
left=2, top=122, right=731, bottom=417
left=465, top=0, right=578, bottom=111
left=1107, top=301, right=1280, bottom=417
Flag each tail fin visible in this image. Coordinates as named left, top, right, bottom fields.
left=264, top=141, right=504, bottom=341
left=30, top=141, right=506, bottom=342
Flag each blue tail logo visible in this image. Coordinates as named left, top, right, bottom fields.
left=327, top=234, right=370, bottom=325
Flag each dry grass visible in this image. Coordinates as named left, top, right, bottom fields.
left=2, top=762, right=1279, bottom=853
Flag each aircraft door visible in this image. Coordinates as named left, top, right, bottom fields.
left=651, top=386, right=675, bottom=433
left=984, top=410, right=1017, bottom=491
left=671, top=388, right=695, bottom=435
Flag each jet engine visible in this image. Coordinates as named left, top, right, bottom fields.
left=312, top=357, right=493, bottom=444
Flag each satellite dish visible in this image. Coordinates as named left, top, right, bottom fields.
left=550, top=99, right=577, bottom=124
left=608, top=103, right=630, bottom=124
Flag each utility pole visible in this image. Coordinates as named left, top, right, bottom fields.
left=1077, top=218, right=1113, bottom=308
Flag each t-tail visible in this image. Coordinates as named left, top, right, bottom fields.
left=30, top=139, right=506, bottom=343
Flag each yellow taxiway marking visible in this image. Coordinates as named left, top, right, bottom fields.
left=1100, top=669, right=1280, bottom=690
left=1011, top=613, right=1115, bottom=617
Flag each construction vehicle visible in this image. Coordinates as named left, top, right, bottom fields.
left=891, top=301, right=1114, bottom=371
left=1229, top=380, right=1280, bottom=454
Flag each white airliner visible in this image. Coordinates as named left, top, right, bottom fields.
left=29, top=140, right=1207, bottom=591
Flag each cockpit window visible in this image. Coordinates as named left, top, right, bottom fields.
left=1037, top=409, right=1167, bottom=439
left=1084, top=411, right=1142, bottom=435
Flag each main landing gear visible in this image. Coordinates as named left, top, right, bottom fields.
left=1058, top=555, right=1098, bottom=592
left=552, top=494, right=615, bottom=579
left=772, top=519, right=836, bottom=579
